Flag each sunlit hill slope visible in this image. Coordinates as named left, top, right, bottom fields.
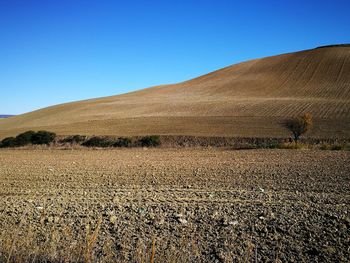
left=0, top=46, right=349, bottom=139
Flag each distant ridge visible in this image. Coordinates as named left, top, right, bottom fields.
left=0, top=115, right=14, bottom=119
left=0, top=46, right=349, bottom=139
left=316, top=44, right=350, bottom=49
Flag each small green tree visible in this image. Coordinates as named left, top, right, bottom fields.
left=282, top=113, right=313, bottom=144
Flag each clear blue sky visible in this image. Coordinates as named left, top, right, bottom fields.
left=1, top=0, right=349, bottom=114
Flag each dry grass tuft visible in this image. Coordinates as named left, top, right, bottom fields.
left=0, top=224, right=208, bottom=263
left=150, top=237, right=156, bottom=263
left=0, top=219, right=106, bottom=263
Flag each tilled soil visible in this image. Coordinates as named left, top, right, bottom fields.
left=0, top=149, right=349, bottom=262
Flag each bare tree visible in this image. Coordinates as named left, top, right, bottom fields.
left=282, top=113, right=313, bottom=144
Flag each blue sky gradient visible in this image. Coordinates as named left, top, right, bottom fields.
left=1, top=0, right=349, bottom=114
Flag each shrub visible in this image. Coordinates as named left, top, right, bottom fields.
left=60, top=135, right=87, bottom=144
left=320, top=144, right=345, bottom=151
left=282, top=113, right=313, bottom=144
left=0, top=137, right=16, bottom=148
left=320, top=144, right=333, bottom=150
left=14, top=130, right=36, bottom=146
left=31, top=131, right=56, bottom=145
left=82, top=137, right=114, bottom=148
left=0, top=131, right=56, bottom=147
left=114, top=137, right=132, bottom=147
left=345, top=143, right=350, bottom=151
left=139, top=135, right=161, bottom=147
left=331, top=145, right=343, bottom=151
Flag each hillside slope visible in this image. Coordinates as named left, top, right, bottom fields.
left=1, top=46, right=349, bottom=139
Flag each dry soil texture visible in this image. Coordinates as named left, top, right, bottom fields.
left=1, top=46, right=349, bottom=139
left=0, top=149, right=349, bottom=262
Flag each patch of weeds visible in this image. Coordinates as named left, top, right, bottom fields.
left=234, top=143, right=257, bottom=150
left=278, top=142, right=304, bottom=149
left=320, top=144, right=347, bottom=151
left=331, top=145, right=343, bottom=151
left=257, top=140, right=280, bottom=149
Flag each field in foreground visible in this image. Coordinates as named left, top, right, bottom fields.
left=0, top=149, right=349, bottom=262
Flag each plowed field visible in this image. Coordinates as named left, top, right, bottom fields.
left=0, top=149, right=349, bottom=262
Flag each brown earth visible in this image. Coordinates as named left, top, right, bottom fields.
left=0, top=148, right=349, bottom=262
left=1, top=46, right=349, bottom=139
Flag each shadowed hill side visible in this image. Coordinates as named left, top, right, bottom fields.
left=0, top=46, right=349, bottom=139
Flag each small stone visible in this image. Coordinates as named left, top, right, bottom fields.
left=221, top=216, right=230, bottom=226
left=138, top=208, right=146, bottom=214
left=110, top=215, right=118, bottom=224
left=175, top=213, right=183, bottom=218
left=229, top=220, right=239, bottom=226
left=178, top=218, right=188, bottom=224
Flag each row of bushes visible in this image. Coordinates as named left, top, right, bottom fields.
left=1, top=131, right=348, bottom=150
left=232, top=141, right=349, bottom=150
left=0, top=131, right=56, bottom=148
left=60, top=135, right=160, bottom=148
left=0, top=131, right=161, bottom=148
left=80, top=135, right=161, bottom=148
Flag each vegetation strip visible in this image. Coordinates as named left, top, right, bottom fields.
left=1, top=131, right=349, bottom=150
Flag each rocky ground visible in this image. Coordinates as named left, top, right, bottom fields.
left=0, top=148, right=349, bottom=262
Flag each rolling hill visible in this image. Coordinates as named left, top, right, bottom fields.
left=0, top=46, right=349, bottom=139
